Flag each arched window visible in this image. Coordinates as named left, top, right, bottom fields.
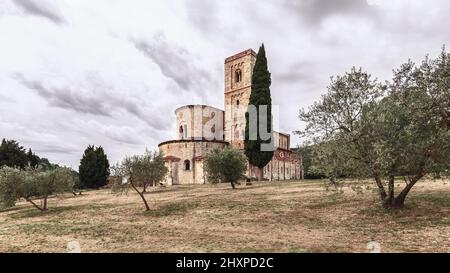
left=235, top=69, right=242, bottom=83
left=184, top=160, right=190, bottom=171
left=179, top=125, right=184, bottom=139
left=236, top=99, right=240, bottom=106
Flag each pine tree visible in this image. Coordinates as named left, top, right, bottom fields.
left=0, top=139, right=28, bottom=169
left=94, top=146, right=110, bottom=189
left=244, top=44, right=274, bottom=180
left=27, top=148, right=40, bottom=169
left=79, top=145, right=110, bottom=189
left=79, top=145, right=95, bottom=188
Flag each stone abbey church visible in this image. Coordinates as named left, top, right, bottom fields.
left=158, top=49, right=303, bottom=185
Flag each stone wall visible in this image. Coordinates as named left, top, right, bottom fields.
left=159, top=140, right=228, bottom=185
left=274, top=132, right=290, bottom=150
left=176, top=105, right=224, bottom=141
left=245, top=148, right=302, bottom=181
left=161, top=140, right=302, bottom=185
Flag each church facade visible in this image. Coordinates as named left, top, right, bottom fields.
left=158, top=49, right=303, bottom=185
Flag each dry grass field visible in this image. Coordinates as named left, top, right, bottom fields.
left=0, top=179, right=449, bottom=253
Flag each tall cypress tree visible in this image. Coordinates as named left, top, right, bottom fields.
left=244, top=44, right=274, bottom=180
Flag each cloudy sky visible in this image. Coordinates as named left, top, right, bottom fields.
left=1, top=0, right=450, bottom=168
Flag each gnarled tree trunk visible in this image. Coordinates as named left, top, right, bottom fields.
left=373, top=172, right=387, bottom=202
left=25, top=197, right=48, bottom=212
left=129, top=175, right=150, bottom=211
left=382, top=172, right=425, bottom=209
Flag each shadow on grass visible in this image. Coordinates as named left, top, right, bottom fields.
left=357, top=193, right=450, bottom=227
left=143, top=202, right=200, bottom=217
left=432, top=219, right=450, bottom=226
left=412, top=194, right=450, bottom=207
left=7, top=203, right=110, bottom=220
left=0, top=205, right=25, bottom=213
left=142, top=186, right=190, bottom=195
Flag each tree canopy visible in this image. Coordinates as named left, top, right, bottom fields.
left=0, top=166, right=76, bottom=211
left=78, top=145, right=110, bottom=189
left=111, top=150, right=168, bottom=211
left=0, top=139, right=28, bottom=169
left=204, top=146, right=247, bottom=189
left=0, top=139, right=59, bottom=170
left=299, top=49, right=450, bottom=209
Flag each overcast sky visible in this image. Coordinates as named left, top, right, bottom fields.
left=1, top=0, right=450, bottom=168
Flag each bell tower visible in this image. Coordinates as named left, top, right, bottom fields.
left=224, top=49, right=257, bottom=149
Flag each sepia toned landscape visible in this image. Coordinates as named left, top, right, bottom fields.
left=1, top=1, right=449, bottom=258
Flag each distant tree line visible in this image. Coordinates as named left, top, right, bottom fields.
left=0, top=140, right=114, bottom=211
left=0, top=139, right=60, bottom=170
left=0, top=166, right=76, bottom=211
left=294, top=146, right=324, bottom=180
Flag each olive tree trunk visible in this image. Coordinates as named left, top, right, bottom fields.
left=129, top=176, right=150, bottom=211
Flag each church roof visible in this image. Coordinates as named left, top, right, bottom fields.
left=162, top=155, right=181, bottom=162
left=174, top=104, right=224, bottom=114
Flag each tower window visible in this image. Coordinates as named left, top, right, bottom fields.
left=184, top=160, right=190, bottom=171
left=235, top=69, right=242, bottom=83
left=179, top=125, right=184, bottom=139
left=236, top=100, right=240, bottom=106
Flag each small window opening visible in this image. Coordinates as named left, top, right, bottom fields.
left=235, top=69, right=242, bottom=83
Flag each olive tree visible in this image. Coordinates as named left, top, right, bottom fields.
left=0, top=166, right=76, bottom=211
left=299, top=51, right=450, bottom=209
left=298, top=67, right=384, bottom=187
left=204, top=146, right=247, bottom=189
left=111, top=150, right=168, bottom=211
left=308, top=138, right=358, bottom=191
